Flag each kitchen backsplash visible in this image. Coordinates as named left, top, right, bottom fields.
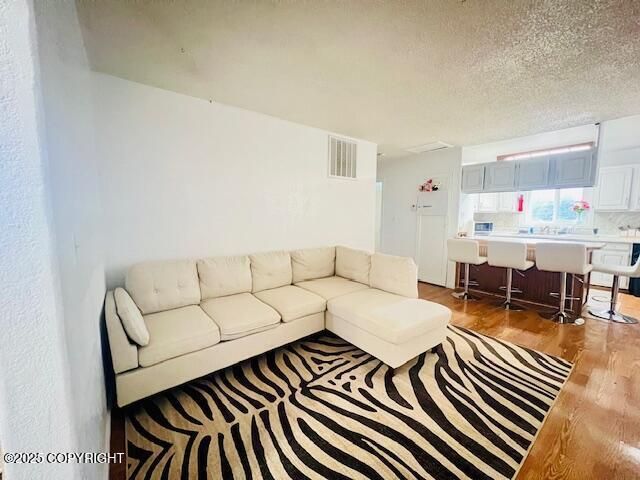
left=474, top=211, right=640, bottom=235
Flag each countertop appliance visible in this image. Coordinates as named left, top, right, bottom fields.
left=474, top=222, right=493, bottom=236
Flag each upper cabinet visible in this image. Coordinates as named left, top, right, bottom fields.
left=461, top=164, right=485, bottom=193
left=516, top=157, right=550, bottom=190
left=461, top=149, right=598, bottom=193
left=550, top=150, right=597, bottom=188
left=595, top=166, right=633, bottom=211
left=484, top=162, right=516, bottom=192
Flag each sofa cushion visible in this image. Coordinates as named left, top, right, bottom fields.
left=291, top=246, right=336, bottom=283
left=254, top=285, right=326, bottom=322
left=198, top=255, right=252, bottom=300
left=126, top=260, right=201, bottom=314
left=249, top=251, right=292, bottom=293
left=138, top=306, right=220, bottom=367
left=295, top=275, right=369, bottom=300
left=336, top=246, right=371, bottom=284
left=328, top=289, right=450, bottom=344
left=201, top=293, right=281, bottom=340
left=114, top=287, right=149, bottom=346
left=369, top=253, right=418, bottom=298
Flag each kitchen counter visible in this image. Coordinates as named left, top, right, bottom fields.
left=457, top=236, right=604, bottom=316
left=483, top=232, right=640, bottom=244
left=469, top=235, right=605, bottom=251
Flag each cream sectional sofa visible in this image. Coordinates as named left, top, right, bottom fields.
left=106, top=246, right=451, bottom=406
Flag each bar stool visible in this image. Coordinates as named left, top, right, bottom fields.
left=447, top=238, right=487, bottom=300
left=535, top=242, right=592, bottom=325
left=588, top=257, right=640, bottom=324
left=487, top=241, right=534, bottom=310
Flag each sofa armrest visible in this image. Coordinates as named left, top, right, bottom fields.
left=105, top=290, right=139, bottom=373
left=369, top=253, right=419, bottom=298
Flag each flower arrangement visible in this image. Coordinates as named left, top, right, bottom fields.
left=572, top=200, right=590, bottom=215
left=419, top=178, right=441, bottom=192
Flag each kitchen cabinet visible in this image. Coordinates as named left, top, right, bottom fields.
left=498, top=192, right=518, bottom=212
left=550, top=150, right=597, bottom=188
left=461, top=149, right=597, bottom=194
left=591, top=243, right=632, bottom=289
left=461, top=165, right=485, bottom=193
left=474, top=192, right=517, bottom=213
left=477, top=193, right=498, bottom=212
left=516, top=157, right=550, bottom=190
left=595, top=166, right=633, bottom=211
left=484, top=162, right=517, bottom=192
left=630, top=165, right=640, bottom=211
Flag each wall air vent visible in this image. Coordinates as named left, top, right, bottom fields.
left=405, top=141, right=453, bottom=154
left=328, top=136, right=357, bottom=179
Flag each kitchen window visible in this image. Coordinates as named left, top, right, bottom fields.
left=524, top=188, right=592, bottom=225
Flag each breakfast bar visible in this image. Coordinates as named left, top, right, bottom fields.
left=457, top=237, right=605, bottom=315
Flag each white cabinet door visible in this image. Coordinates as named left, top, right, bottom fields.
left=551, top=150, right=596, bottom=188
left=591, top=244, right=631, bottom=289
left=516, top=157, right=550, bottom=190
left=417, top=215, right=448, bottom=286
left=595, top=166, right=633, bottom=211
left=498, top=192, right=517, bottom=212
left=461, top=165, right=485, bottom=193
left=633, top=166, right=640, bottom=211
left=484, top=162, right=517, bottom=192
left=477, top=193, right=498, bottom=212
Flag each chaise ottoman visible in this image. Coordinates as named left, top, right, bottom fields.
left=325, top=288, right=451, bottom=368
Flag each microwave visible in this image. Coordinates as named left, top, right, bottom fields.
left=474, top=222, right=493, bottom=236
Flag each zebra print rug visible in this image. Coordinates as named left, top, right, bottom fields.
left=125, top=326, right=572, bottom=479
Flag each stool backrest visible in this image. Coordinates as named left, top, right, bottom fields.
left=535, top=242, right=588, bottom=274
left=487, top=241, right=528, bottom=269
left=447, top=238, right=481, bottom=264
left=631, top=257, right=640, bottom=278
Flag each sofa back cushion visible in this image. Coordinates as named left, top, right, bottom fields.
left=197, top=255, right=252, bottom=300
left=369, top=253, right=418, bottom=298
left=336, top=246, right=371, bottom=284
left=125, top=259, right=201, bottom=314
left=291, top=247, right=336, bottom=283
left=250, top=251, right=292, bottom=293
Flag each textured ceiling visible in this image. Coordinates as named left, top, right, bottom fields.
left=76, top=0, right=640, bottom=157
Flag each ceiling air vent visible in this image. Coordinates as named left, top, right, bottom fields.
left=328, top=135, right=357, bottom=179
left=405, top=141, right=453, bottom=154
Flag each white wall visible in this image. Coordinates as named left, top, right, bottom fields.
left=91, top=74, right=378, bottom=287
left=377, top=148, right=462, bottom=288
left=33, top=2, right=109, bottom=477
left=0, top=1, right=80, bottom=478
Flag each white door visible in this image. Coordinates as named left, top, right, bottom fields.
left=417, top=215, right=447, bottom=286
left=484, top=162, right=517, bottom=192
left=461, top=165, right=485, bottom=193
left=477, top=193, right=498, bottom=212
left=591, top=244, right=631, bottom=289
left=516, top=157, right=550, bottom=190
left=551, top=150, right=595, bottom=188
left=595, top=166, right=633, bottom=211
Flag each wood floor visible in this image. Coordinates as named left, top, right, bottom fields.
left=419, top=283, right=640, bottom=480
left=110, top=284, right=640, bottom=479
